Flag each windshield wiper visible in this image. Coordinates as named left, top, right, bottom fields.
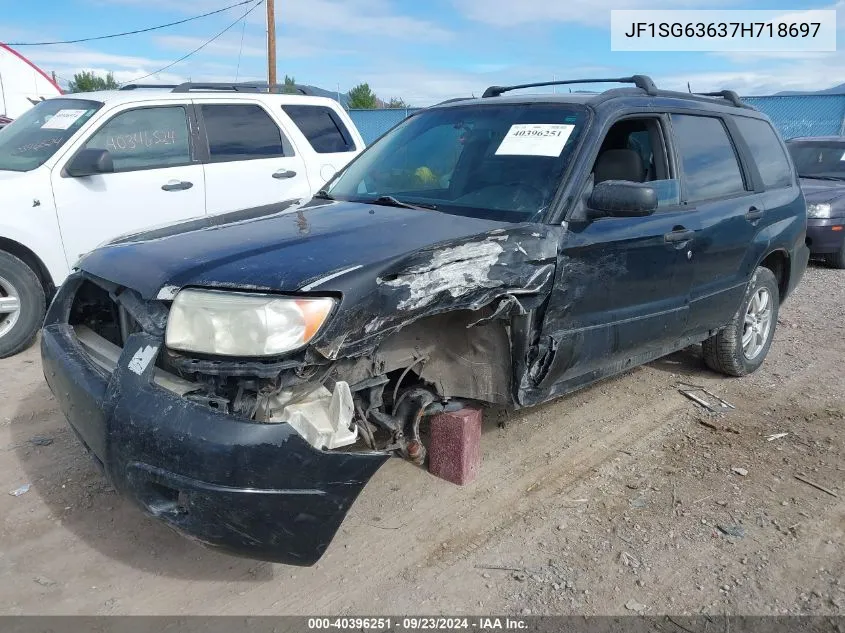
left=313, top=189, right=335, bottom=200
left=367, top=195, right=438, bottom=210
left=800, top=175, right=845, bottom=181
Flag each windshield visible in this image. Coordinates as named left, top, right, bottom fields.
left=0, top=98, right=102, bottom=172
left=327, top=103, right=588, bottom=222
left=787, top=141, right=845, bottom=180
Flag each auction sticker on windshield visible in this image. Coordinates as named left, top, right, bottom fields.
left=41, top=109, right=89, bottom=130
left=495, top=123, right=574, bottom=157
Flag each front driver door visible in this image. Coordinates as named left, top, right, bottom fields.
left=51, top=103, right=206, bottom=265
left=524, top=116, right=696, bottom=401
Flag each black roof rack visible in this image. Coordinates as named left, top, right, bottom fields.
left=119, top=84, right=178, bottom=90
left=693, top=90, right=747, bottom=108
left=482, top=75, right=658, bottom=98
left=119, top=82, right=262, bottom=92
left=118, top=82, right=320, bottom=96
left=172, top=82, right=262, bottom=93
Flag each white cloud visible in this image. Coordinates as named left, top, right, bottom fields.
left=152, top=34, right=266, bottom=58
left=23, top=47, right=166, bottom=70
left=101, top=0, right=453, bottom=40
left=453, top=0, right=734, bottom=27
left=661, top=54, right=845, bottom=95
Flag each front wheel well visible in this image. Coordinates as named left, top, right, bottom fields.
left=0, top=238, right=55, bottom=296
left=758, top=250, right=789, bottom=301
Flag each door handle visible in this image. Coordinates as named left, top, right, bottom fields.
left=161, top=180, right=193, bottom=192
left=272, top=169, right=297, bottom=179
left=745, top=206, right=764, bottom=221
left=664, top=228, right=695, bottom=243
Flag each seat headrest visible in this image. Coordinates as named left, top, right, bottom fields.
left=594, top=149, right=645, bottom=184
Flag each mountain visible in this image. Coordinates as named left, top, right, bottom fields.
left=775, top=83, right=845, bottom=96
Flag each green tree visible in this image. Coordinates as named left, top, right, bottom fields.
left=347, top=82, right=378, bottom=109
left=282, top=75, right=298, bottom=94
left=68, top=71, right=119, bottom=93
left=386, top=97, right=409, bottom=109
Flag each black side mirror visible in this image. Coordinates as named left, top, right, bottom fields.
left=66, top=148, right=114, bottom=177
left=588, top=180, right=658, bottom=218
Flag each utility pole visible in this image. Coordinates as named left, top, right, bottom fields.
left=267, top=0, right=277, bottom=92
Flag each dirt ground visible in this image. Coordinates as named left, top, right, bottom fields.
left=0, top=264, right=842, bottom=616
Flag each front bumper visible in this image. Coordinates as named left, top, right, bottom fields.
left=41, top=276, right=388, bottom=565
left=806, top=217, right=845, bottom=255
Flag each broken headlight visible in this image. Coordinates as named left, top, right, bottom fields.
left=165, top=289, right=334, bottom=357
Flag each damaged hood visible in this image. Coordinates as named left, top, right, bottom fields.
left=77, top=199, right=555, bottom=300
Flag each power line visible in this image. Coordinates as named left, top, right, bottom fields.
left=120, top=0, right=264, bottom=86
left=4, top=0, right=257, bottom=46
left=234, top=12, right=248, bottom=81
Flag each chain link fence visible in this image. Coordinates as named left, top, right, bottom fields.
left=348, top=96, right=845, bottom=146
left=742, top=95, right=845, bottom=139
left=347, top=108, right=421, bottom=144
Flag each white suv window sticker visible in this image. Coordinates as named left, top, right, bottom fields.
left=41, top=109, right=89, bottom=130
left=495, top=123, right=575, bottom=157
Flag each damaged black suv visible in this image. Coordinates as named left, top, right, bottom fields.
left=42, top=76, right=809, bottom=565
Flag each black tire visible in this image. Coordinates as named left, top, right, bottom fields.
left=702, top=266, right=779, bottom=377
left=825, top=241, right=845, bottom=269
left=0, top=251, right=46, bottom=358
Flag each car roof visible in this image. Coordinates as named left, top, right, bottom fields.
left=433, top=89, right=761, bottom=115
left=50, top=89, right=343, bottom=109
left=430, top=79, right=765, bottom=118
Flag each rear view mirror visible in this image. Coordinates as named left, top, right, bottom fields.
left=588, top=180, right=657, bottom=218
left=66, top=148, right=114, bottom=177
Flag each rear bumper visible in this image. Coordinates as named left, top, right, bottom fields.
left=41, top=278, right=388, bottom=565
left=806, top=218, right=845, bottom=255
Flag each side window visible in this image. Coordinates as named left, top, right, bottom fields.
left=200, top=104, right=291, bottom=162
left=734, top=117, right=793, bottom=189
left=590, top=118, right=680, bottom=208
left=281, top=105, right=356, bottom=153
left=671, top=114, right=746, bottom=202
left=83, top=106, right=191, bottom=172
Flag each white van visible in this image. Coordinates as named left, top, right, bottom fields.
left=0, top=83, right=365, bottom=356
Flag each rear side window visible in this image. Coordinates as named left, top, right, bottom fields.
left=734, top=117, right=793, bottom=188
left=671, top=114, right=746, bottom=202
left=83, top=106, right=191, bottom=172
left=200, top=104, right=291, bottom=162
left=282, top=105, right=356, bottom=153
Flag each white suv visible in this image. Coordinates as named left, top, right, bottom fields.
left=0, top=83, right=365, bottom=357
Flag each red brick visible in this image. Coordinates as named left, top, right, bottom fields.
left=428, top=408, right=482, bottom=485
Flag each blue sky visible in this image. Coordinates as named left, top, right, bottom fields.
left=3, top=0, right=843, bottom=105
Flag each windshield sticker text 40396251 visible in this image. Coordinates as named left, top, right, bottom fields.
left=495, top=123, right=575, bottom=157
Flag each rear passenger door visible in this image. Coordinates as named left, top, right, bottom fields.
left=669, top=113, right=769, bottom=335
left=194, top=101, right=311, bottom=215
left=281, top=104, right=360, bottom=187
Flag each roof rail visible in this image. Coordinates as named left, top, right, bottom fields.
left=119, top=84, right=178, bottom=91
left=268, top=84, right=315, bottom=96
left=693, top=90, right=748, bottom=108
left=482, top=75, right=658, bottom=98
left=435, top=97, right=472, bottom=105
left=172, top=82, right=262, bottom=93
